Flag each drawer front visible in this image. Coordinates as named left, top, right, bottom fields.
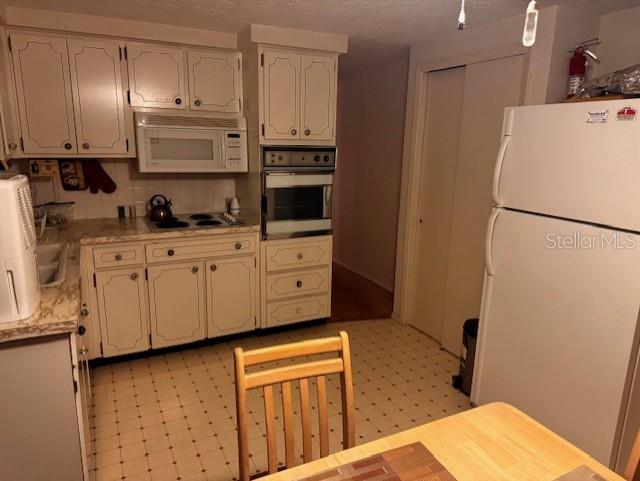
left=93, top=244, right=144, bottom=269
left=265, top=295, right=330, bottom=327
left=265, top=236, right=332, bottom=272
left=146, top=235, right=256, bottom=263
left=265, top=267, right=330, bottom=301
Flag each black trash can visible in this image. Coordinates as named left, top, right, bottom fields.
left=452, top=318, right=479, bottom=396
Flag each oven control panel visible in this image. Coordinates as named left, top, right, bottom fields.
left=263, top=146, right=336, bottom=170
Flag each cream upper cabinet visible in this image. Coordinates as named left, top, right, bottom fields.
left=127, top=42, right=187, bottom=109
left=68, top=38, right=128, bottom=155
left=261, top=48, right=337, bottom=143
left=95, top=267, right=149, bottom=357
left=300, top=54, right=336, bottom=141
left=10, top=32, right=77, bottom=154
left=206, top=256, right=256, bottom=337
left=262, top=49, right=300, bottom=140
left=148, top=261, right=206, bottom=348
left=187, top=49, right=242, bottom=113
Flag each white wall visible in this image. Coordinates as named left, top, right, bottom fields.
left=333, top=52, right=409, bottom=291
left=592, top=6, right=640, bottom=78
left=28, top=159, right=235, bottom=219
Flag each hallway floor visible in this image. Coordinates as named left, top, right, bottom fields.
left=330, top=263, right=394, bottom=322
left=89, top=319, right=470, bottom=481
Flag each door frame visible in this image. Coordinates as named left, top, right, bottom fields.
left=392, top=46, right=530, bottom=326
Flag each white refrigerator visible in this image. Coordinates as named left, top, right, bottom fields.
left=471, top=99, right=640, bottom=471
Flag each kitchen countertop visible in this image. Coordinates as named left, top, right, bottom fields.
left=0, top=215, right=260, bottom=344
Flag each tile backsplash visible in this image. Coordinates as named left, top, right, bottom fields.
left=28, top=159, right=236, bottom=219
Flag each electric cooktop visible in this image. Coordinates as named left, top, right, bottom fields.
left=149, top=212, right=243, bottom=231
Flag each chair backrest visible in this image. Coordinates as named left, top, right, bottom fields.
left=233, top=331, right=355, bottom=481
left=626, top=430, right=640, bottom=481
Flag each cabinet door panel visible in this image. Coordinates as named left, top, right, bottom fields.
left=188, top=49, right=241, bottom=113
left=67, top=39, right=127, bottom=154
left=265, top=295, right=330, bottom=328
left=148, top=262, right=206, bottom=348
left=95, top=268, right=149, bottom=357
left=207, top=257, right=255, bottom=337
left=68, top=38, right=127, bottom=155
left=300, top=54, right=336, bottom=141
left=265, top=267, right=330, bottom=301
left=10, top=33, right=77, bottom=154
left=127, top=43, right=186, bottom=109
left=262, top=50, right=299, bottom=140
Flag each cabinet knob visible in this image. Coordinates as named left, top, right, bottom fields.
left=167, top=249, right=175, bottom=256
left=130, top=272, right=139, bottom=280
left=80, top=307, right=89, bottom=317
left=194, top=98, right=201, bottom=107
left=79, top=346, right=89, bottom=355
left=304, top=128, right=311, bottom=136
left=297, top=252, right=303, bottom=260
left=175, top=97, right=182, bottom=105
left=235, top=242, right=242, bottom=250
left=82, top=142, right=90, bottom=150
left=77, top=325, right=86, bottom=335
left=64, top=142, right=73, bottom=150
left=296, top=307, right=302, bottom=315
left=114, top=253, right=123, bottom=261
left=290, top=128, right=297, bottom=136
left=210, top=264, right=217, bottom=272
left=191, top=266, right=199, bottom=273
left=296, top=280, right=303, bottom=288
left=8, top=142, right=17, bottom=150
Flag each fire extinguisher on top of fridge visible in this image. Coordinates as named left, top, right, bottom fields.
left=568, top=47, right=587, bottom=98
left=567, top=42, right=600, bottom=99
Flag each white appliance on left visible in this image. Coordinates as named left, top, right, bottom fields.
left=0, top=174, right=40, bottom=322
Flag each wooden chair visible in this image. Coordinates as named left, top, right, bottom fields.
left=233, top=331, right=355, bottom=481
left=626, top=430, right=640, bottom=481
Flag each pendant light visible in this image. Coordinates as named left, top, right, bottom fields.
left=522, top=0, right=539, bottom=47
left=457, top=0, right=466, bottom=30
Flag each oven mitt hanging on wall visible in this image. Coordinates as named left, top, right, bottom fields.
left=84, top=160, right=117, bottom=194
left=58, top=159, right=88, bottom=191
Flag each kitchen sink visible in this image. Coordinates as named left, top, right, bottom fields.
left=37, top=243, right=69, bottom=287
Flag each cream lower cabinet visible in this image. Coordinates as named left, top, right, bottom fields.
left=206, top=256, right=256, bottom=337
left=261, top=235, right=333, bottom=328
left=95, top=267, right=149, bottom=357
left=85, top=232, right=259, bottom=358
left=147, top=261, right=206, bottom=349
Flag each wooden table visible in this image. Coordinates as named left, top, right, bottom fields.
left=261, top=402, right=624, bottom=481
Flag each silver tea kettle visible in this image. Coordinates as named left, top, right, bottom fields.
left=148, top=194, right=173, bottom=222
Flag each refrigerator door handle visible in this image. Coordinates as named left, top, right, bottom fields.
left=485, top=209, right=501, bottom=276
left=492, top=135, right=511, bottom=206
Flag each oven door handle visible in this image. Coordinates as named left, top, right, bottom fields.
left=323, top=185, right=333, bottom=219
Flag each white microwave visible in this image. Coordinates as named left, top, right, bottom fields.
left=135, top=113, right=248, bottom=173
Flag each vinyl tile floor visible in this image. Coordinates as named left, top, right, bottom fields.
left=88, top=319, right=472, bottom=481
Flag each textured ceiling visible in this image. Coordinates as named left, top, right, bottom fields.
left=7, top=0, right=640, bottom=70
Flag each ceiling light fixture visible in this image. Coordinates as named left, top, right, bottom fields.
left=522, top=0, right=539, bottom=47
left=457, top=0, right=466, bottom=30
